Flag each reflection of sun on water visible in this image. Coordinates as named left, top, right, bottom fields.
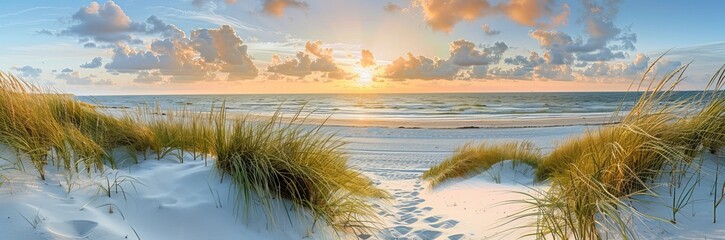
left=355, top=67, right=373, bottom=87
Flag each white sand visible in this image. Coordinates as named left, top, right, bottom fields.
left=1, top=125, right=724, bottom=239
left=0, top=147, right=331, bottom=240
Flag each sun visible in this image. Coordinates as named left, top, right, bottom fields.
left=355, top=67, right=373, bottom=87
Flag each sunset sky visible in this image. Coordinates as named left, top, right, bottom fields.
left=1, top=0, right=724, bottom=95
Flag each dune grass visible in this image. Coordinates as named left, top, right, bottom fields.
left=0, top=72, right=154, bottom=179
left=424, top=63, right=725, bottom=239
left=141, top=106, right=390, bottom=235
left=422, top=141, right=541, bottom=186
left=0, top=71, right=387, bottom=238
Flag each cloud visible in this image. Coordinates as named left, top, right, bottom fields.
left=105, top=25, right=258, bottom=82
left=490, top=51, right=546, bottom=79
left=59, top=1, right=145, bottom=43
left=133, top=71, right=164, bottom=84
left=360, top=49, right=376, bottom=67
left=80, top=57, right=103, bottom=68
left=549, top=3, right=570, bottom=27
left=53, top=1, right=186, bottom=46
left=95, top=79, right=115, bottom=85
left=449, top=40, right=507, bottom=66
left=579, top=53, right=680, bottom=80
left=304, top=41, right=339, bottom=72
left=652, top=58, right=682, bottom=76
left=498, top=0, right=554, bottom=26
left=413, top=0, right=564, bottom=32
left=383, top=53, right=459, bottom=80
left=528, top=0, right=636, bottom=64
left=145, top=15, right=185, bottom=39
left=55, top=70, right=115, bottom=85
left=382, top=39, right=508, bottom=80
left=493, top=52, right=677, bottom=82
left=481, top=24, right=500, bottom=35
left=192, top=0, right=237, bottom=8
left=61, top=68, right=74, bottom=73
left=266, top=40, right=348, bottom=79
left=490, top=51, right=577, bottom=80
left=11, top=65, right=43, bottom=78
left=267, top=53, right=313, bottom=77
left=191, top=25, right=258, bottom=80
left=263, top=0, right=308, bottom=16
left=383, top=2, right=403, bottom=13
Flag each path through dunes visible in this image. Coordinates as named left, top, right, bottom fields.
left=332, top=126, right=587, bottom=240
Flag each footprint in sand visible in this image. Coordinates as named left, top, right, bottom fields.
left=423, top=215, right=442, bottom=223
left=429, top=219, right=460, bottom=229
left=400, top=206, right=418, bottom=213
left=447, top=233, right=465, bottom=240
left=412, top=229, right=443, bottom=239
left=46, top=220, right=98, bottom=238
left=398, top=213, right=418, bottom=224
left=379, top=226, right=412, bottom=239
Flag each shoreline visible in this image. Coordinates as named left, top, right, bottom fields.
left=233, top=112, right=622, bottom=129
left=101, top=107, right=622, bottom=129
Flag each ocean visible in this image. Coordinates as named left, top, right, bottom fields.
left=77, top=91, right=705, bottom=127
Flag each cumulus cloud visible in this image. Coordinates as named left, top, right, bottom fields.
left=55, top=70, right=115, bottom=85
left=191, top=25, right=258, bottom=80
left=549, top=3, right=570, bottom=27
left=413, top=0, right=565, bottom=32
left=263, top=0, right=308, bottom=16
left=449, top=40, right=507, bottom=66
left=53, top=1, right=186, bottom=45
left=95, top=79, right=115, bottom=85
left=266, top=40, right=349, bottom=79
left=528, top=0, right=636, bottom=64
left=498, top=0, right=554, bottom=26
left=481, top=24, right=500, bottom=35
left=490, top=51, right=577, bottom=80
left=360, top=49, right=376, bottom=67
left=493, top=52, right=676, bottom=82
left=383, top=2, right=403, bottom=13
left=652, top=58, right=683, bottom=76
left=145, top=15, right=185, bottom=39
left=490, top=51, right=546, bottom=79
left=133, top=71, right=164, bottom=84
left=579, top=54, right=663, bottom=82
left=382, top=39, right=508, bottom=80
left=61, top=68, right=74, bottom=73
left=383, top=53, right=459, bottom=80
left=105, top=25, right=258, bottom=83
left=267, top=53, right=313, bottom=77
left=80, top=57, right=103, bottom=68
left=59, top=1, right=145, bottom=43
left=12, top=65, right=42, bottom=78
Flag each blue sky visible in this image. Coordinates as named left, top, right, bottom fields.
left=1, top=0, right=724, bottom=95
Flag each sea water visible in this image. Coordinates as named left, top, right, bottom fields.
left=77, top=91, right=705, bottom=125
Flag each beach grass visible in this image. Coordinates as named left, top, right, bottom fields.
left=424, top=62, right=725, bottom=239
left=0, top=71, right=387, bottom=238
left=422, top=141, right=542, bottom=187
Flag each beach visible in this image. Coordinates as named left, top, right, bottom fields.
left=2, top=119, right=722, bottom=239
left=0, top=89, right=721, bottom=240
left=3, top=0, right=723, bottom=238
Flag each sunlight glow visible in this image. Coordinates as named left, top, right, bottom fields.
left=355, top=67, right=373, bottom=87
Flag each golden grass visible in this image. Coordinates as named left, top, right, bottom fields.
left=424, top=62, right=725, bottom=239
left=0, top=71, right=387, bottom=238
left=422, top=141, right=541, bottom=186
